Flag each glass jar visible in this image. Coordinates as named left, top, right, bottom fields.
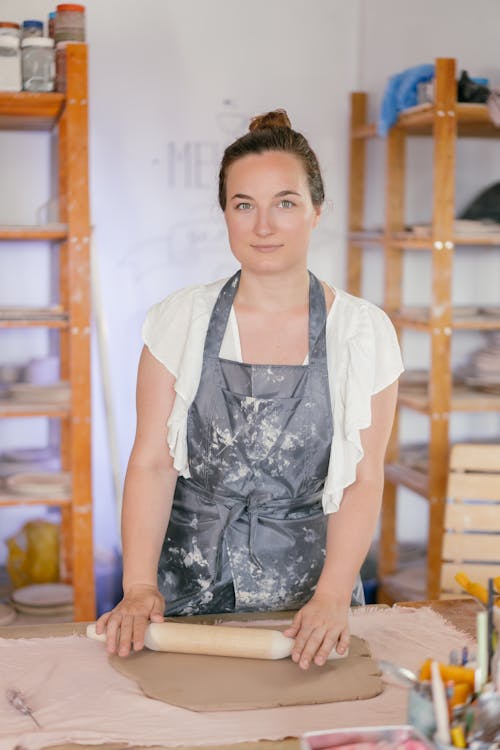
left=21, top=37, right=55, bottom=92
left=48, top=12, right=56, bottom=40
left=55, top=4, right=85, bottom=44
left=0, top=34, right=21, bottom=91
left=22, top=20, right=44, bottom=38
left=55, top=41, right=68, bottom=92
left=0, top=22, right=21, bottom=38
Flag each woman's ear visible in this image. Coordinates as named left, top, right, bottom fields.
left=312, top=204, right=322, bottom=228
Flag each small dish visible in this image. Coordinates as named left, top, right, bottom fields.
left=11, top=583, right=74, bottom=608
left=5, top=471, right=71, bottom=498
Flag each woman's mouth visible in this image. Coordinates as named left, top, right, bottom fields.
left=250, top=244, right=284, bottom=252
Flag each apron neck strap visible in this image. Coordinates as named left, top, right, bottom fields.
left=308, top=272, right=328, bottom=364
left=202, top=271, right=241, bottom=359
left=202, top=269, right=328, bottom=363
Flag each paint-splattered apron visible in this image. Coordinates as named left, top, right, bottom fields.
left=158, top=271, right=365, bottom=615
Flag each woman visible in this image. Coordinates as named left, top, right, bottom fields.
left=96, top=110, right=403, bottom=670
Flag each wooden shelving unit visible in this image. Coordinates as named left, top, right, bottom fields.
left=0, top=45, right=95, bottom=620
left=347, top=58, right=500, bottom=601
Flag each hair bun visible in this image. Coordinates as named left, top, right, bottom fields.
left=249, top=109, right=292, bottom=132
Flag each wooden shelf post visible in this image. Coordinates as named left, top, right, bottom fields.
left=379, top=125, right=406, bottom=579
left=426, top=58, right=457, bottom=599
left=347, top=93, right=368, bottom=297
left=58, top=43, right=95, bottom=621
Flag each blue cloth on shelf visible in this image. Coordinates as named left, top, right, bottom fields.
left=378, top=63, right=435, bottom=136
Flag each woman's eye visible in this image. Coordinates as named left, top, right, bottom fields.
left=278, top=199, right=294, bottom=208
left=235, top=202, right=252, bottom=210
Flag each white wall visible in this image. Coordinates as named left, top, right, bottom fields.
left=0, top=0, right=499, bottom=567
left=0, top=0, right=360, bottom=562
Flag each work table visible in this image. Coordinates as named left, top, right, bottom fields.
left=0, top=599, right=481, bottom=750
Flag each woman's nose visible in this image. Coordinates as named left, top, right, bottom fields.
left=253, top=208, right=274, bottom=236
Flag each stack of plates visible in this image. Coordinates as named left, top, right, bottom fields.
left=5, top=471, right=71, bottom=498
left=7, top=382, right=70, bottom=404
left=10, top=583, right=74, bottom=618
left=0, top=447, right=61, bottom=477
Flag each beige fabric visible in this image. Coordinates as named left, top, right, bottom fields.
left=109, top=634, right=380, bottom=711
left=0, top=607, right=474, bottom=750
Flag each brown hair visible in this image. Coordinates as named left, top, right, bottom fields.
left=218, top=109, right=325, bottom=210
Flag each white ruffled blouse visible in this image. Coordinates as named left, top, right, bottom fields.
left=142, top=277, right=404, bottom=515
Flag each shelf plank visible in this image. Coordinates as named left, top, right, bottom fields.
left=0, top=306, right=68, bottom=328
left=0, top=319, right=68, bottom=329
left=385, top=461, right=429, bottom=498
left=453, top=234, right=500, bottom=246
left=392, top=232, right=500, bottom=248
left=0, top=492, right=70, bottom=507
left=348, top=230, right=500, bottom=249
left=0, top=401, right=70, bottom=418
left=391, top=309, right=500, bottom=331
left=456, top=103, right=500, bottom=138
left=352, top=103, right=500, bottom=140
left=0, top=224, right=68, bottom=241
left=398, top=385, right=500, bottom=413
left=0, top=92, right=65, bottom=131
left=348, top=231, right=384, bottom=245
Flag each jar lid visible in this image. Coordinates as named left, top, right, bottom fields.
left=22, top=19, right=44, bottom=28
left=56, top=4, right=86, bottom=11
left=0, top=35, right=20, bottom=48
left=21, top=36, right=54, bottom=47
left=49, top=12, right=56, bottom=19
left=0, top=21, right=20, bottom=28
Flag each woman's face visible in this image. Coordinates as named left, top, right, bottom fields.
left=224, top=150, right=321, bottom=276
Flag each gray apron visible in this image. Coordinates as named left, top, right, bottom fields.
left=158, top=271, right=365, bottom=615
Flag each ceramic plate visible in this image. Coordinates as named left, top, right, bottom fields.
left=5, top=471, right=71, bottom=497
left=10, top=599, right=74, bottom=617
left=11, top=583, right=74, bottom=607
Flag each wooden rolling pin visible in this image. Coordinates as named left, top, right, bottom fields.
left=86, top=621, right=348, bottom=661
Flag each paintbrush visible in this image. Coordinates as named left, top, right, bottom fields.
left=488, top=577, right=494, bottom=680
left=6, top=688, right=41, bottom=728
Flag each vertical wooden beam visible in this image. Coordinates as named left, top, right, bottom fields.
left=378, top=126, right=406, bottom=581
left=384, top=127, right=405, bottom=307
left=58, top=43, right=95, bottom=620
left=58, top=89, right=72, bottom=586
left=427, top=58, right=456, bottom=599
left=346, top=93, right=367, bottom=296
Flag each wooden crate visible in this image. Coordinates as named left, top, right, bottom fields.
left=440, top=444, right=500, bottom=594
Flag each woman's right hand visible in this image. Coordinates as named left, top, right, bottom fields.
left=95, top=583, right=165, bottom=657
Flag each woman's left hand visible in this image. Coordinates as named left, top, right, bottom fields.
left=283, top=593, right=350, bottom=670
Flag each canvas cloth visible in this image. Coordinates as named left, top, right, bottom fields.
left=0, top=607, right=474, bottom=750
